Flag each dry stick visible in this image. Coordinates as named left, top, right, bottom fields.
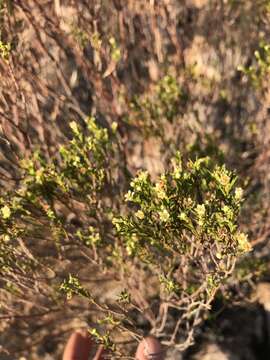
left=0, top=308, right=60, bottom=320
left=17, top=2, right=88, bottom=122
left=7, top=58, right=32, bottom=150
left=0, top=109, right=29, bottom=166
left=39, top=0, right=122, bottom=117
left=28, top=59, right=87, bottom=123
left=36, top=1, right=120, bottom=124
left=154, top=302, right=168, bottom=335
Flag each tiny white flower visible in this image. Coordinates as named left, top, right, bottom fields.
left=124, top=190, right=134, bottom=202
left=69, top=121, right=79, bottom=134
left=1, top=205, right=11, bottom=219
left=179, top=212, right=188, bottom=222
left=135, top=210, right=145, bottom=219
left=235, top=232, right=252, bottom=252
left=155, top=181, right=166, bottom=199
left=111, top=121, right=118, bottom=132
left=137, top=171, right=149, bottom=183
left=158, top=208, right=170, bottom=222
left=235, top=187, right=243, bottom=201
left=173, top=167, right=181, bottom=179
left=195, top=204, right=206, bottom=218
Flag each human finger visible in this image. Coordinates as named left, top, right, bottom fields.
left=63, top=330, right=92, bottom=360
left=135, top=336, right=164, bottom=360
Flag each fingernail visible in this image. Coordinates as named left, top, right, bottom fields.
left=136, top=336, right=164, bottom=360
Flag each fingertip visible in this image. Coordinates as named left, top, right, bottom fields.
left=135, top=336, right=164, bottom=360
left=63, top=330, right=93, bottom=360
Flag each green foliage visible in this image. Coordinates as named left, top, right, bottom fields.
left=238, top=41, right=270, bottom=89
left=233, top=257, right=267, bottom=284
left=0, top=39, right=10, bottom=61
left=91, top=32, right=102, bottom=50
left=20, top=117, right=111, bottom=200
left=115, top=155, right=249, bottom=261
left=109, top=36, right=121, bottom=62
left=0, top=113, right=251, bottom=355
left=0, top=117, right=115, bottom=301
left=111, top=154, right=249, bottom=350
left=89, top=328, right=116, bottom=351
left=60, top=274, right=91, bottom=300
left=70, top=23, right=89, bottom=49
left=128, top=75, right=186, bottom=136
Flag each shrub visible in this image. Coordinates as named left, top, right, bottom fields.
left=0, top=118, right=251, bottom=356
